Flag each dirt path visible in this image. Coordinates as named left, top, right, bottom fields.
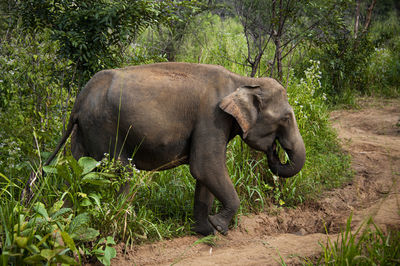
left=112, top=98, right=400, bottom=265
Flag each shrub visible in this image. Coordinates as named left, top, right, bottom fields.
left=0, top=25, right=75, bottom=179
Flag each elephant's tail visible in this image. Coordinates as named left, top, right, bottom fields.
left=44, top=113, right=78, bottom=166
left=22, top=113, right=78, bottom=204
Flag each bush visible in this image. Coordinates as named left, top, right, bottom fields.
left=367, top=12, right=400, bottom=97
left=0, top=25, right=75, bottom=179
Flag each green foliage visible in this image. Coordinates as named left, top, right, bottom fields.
left=16, top=0, right=168, bottom=82
left=0, top=156, right=120, bottom=265
left=0, top=199, right=100, bottom=265
left=310, top=30, right=375, bottom=104
left=148, top=0, right=212, bottom=61
left=367, top=12, right=400, bottom=97
left=317, top=214, right=400, bottom=265
left=0, top=25, right=74, bottom=179
left=176, top=14, right=250, bottom=75
left=85, top=236, right=117, bottom=266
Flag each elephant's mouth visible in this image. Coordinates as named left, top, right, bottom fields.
left=266, top=138, right=305, bottom=178
left=267, top=140, right=280, bottom=164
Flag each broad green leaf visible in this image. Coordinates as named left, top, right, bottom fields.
left=71, top=227, right=99, bottom=241
left=26, top=244, right=40, bottom=254
left=89, top=193, right=102, bottom=208
left=33, top=202, right=49, bottom=220
left=13, top=221, right=27, bottom=232
left=78, top=157, right=99, bottom=175
left=26, top=217, right=46, bottom=229
left=51, top=208, right=72, bottom=220
left=49, top=200, right=64, bottom=216
left=15, top=236, right=28, bottom=248
left=81, top=172, right=111, bottom=186
left=61, top=231, right=77, bottom=252
left=102, top=246, right=116, bottom=266
left=57, top=164, right=73, bottom=184
left=68, top=213, right=90, bottom=234
left=106, top=236, right=116, bottom=245
left=55, top=254, right=79, bottom=265
left=80, top=198, right=92, bottom=207
left=23, top=254, right=45, bottom=264
left=68, top=155, right=83, bottom=177
left=41, top=248, right=64, bottom=261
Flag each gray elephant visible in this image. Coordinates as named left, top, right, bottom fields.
left=45, top=62, right=306, bottom=235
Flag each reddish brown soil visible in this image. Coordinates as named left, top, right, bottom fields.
left=112, top=98, right=400, bottom=265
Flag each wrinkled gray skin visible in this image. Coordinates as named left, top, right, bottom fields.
left=46, top=62, right=306, bottom=236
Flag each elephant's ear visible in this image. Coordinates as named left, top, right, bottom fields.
left=219, top=85, right=261, bottom=138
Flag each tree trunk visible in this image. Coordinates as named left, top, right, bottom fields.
left=363, top=0, right=377, bottom=34
left=274, top=36, right=283, bottom=81
left=354, top=0, right=360, bottom=38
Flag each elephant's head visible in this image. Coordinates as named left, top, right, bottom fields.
left=219, top=79, right=306, bottom=178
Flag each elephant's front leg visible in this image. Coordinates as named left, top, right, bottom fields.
left=190, top=141, right=240, bottom=235
left=192, top=181, right=216, bottom=235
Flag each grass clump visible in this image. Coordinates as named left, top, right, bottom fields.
left=316, top=215, right=400, bottom=265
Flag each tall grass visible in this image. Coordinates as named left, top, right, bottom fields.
left=316, top=215, right=400, bottom=265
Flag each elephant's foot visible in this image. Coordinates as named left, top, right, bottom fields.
left=193, top=220, right=216, bottom=236
left=208, top=214, right=229, bottom=235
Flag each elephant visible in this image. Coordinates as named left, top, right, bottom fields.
left=45, top=62, right=306, bottom=236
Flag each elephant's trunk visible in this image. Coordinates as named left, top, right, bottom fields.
left=266, top=135, right=306, bottom=178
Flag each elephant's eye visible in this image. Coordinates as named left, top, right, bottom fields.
left=281, top=116, right=290, bottom=123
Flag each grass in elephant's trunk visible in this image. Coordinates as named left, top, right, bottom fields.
left=266, top=138, right=306, bottom=178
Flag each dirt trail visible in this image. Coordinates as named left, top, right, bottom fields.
left=112, top=98, right=400, bottom=265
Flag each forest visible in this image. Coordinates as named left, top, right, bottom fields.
left=1, top=0, right=399, bottom=265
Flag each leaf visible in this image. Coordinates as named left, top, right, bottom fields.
left=40, top=248, right=64, bottom=261
left=71, top=227, right=99, bottom=241
left=89, top=193, right=102, bottom=208
left=106, top=236, right=116, bottom=245
left=51, top=208, right=72, bottom=220
left=55, top=254, right=79, bottom=265
left=81, top=172, right=111, bottom=186
left=33, top=202, right=49, bottom=220
left=102, top=246, right=117, bottom=266
left=61, top=231, right=77, bottom=252
left=57, top=164, right=73, bottom=184
left=80, top=198, right=92, bottom=207
left=26, top=244, right=40, bottom=254
left=67, top=155, right=83, bottom=177
left=36, top=232, right=51, bottom=248
left=15, top=236, right=28, bottom=248
left=68, top=213, right=90, bottom=234
left=23, top=254, right=45, bottom=264
left=78, top=157, right=99, bottom=175
left=49, top=200, right=64, bottom=216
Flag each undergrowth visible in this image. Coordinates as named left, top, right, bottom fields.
left=314, top=215, right=400, bottom=265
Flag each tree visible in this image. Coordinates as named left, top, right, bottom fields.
left=15, top=0, right=185, bottom=85
left=233, top=0, right=324, bottom=79
left=155, top=0, right=213, bottom=61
